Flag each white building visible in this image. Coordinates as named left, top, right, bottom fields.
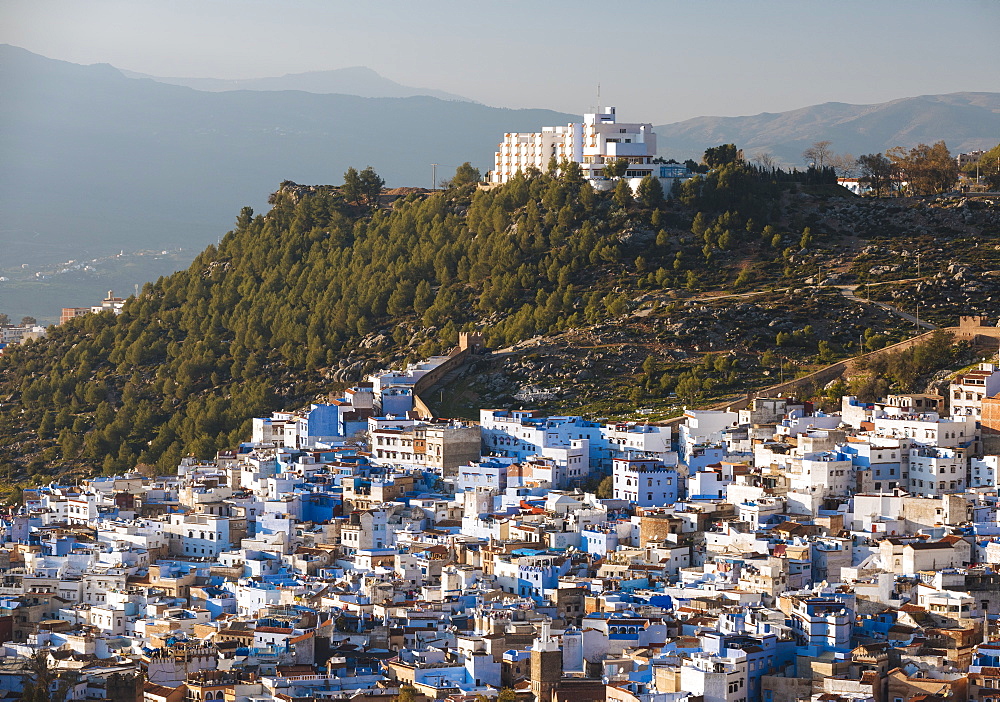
left=971, top=455, right=999, bottom=488
left=599, top=422, right=673, bottom=467
left=908, top=446, right=968, bottom=497
left=794, top=452, right=855, bottom=499
left=679, top=651, right=749, bottom=702
left=613, top=458, right=679, bottom=507
left=678, top=409, right=738, bottom=467
left=773, top=409, right=842, bottom=437
left=370, top=356, right=452, bottom=415
left=0, top=324, right=46, bottom=346
left=915, top=584, right=982, bottom=621
left=488, top=107, right=689, bottom=193
left=788, top=596, right=851, bottom=651
left=480, top=409, right=670, bottom=472
left=736, top=496, right=786, bottom=531
left=851, top=492, right=906, bottom=532
left=453, top=458, right=511, bottom=493
left=525, top=439, right=590, bottom=489
left=163, top=513, right=231, bottom=558
left=949, top=363, right=1000, bottom=418
left=872, top=412, right=976, bottom=449
left=689, top=461, right=741, bottom=500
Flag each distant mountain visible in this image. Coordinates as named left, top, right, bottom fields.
left=0, top=45, right=575, bottom=319
left=655, top=93, right=1000, bottom=166
left=119, top=65, right=472, bottom=102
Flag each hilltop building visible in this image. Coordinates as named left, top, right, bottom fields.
left=487, top=107, right=690, bottom=192
left=0, top=323, right=45, bottom=354
left=60, top=289, right=127, bottom=324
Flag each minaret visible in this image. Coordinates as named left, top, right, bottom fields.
left=530, top=618, right=562, bottom=702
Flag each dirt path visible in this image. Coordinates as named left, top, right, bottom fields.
left=834, top=284, right=937, bottom=330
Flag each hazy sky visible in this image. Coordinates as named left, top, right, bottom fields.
left=3, top=0, right=999, bottom=122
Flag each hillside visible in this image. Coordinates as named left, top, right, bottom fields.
left=2, top=160, right=1000, bottom=491
left=120, top=65, right=472, bottom=101
left=655, top=92, right=1000, bottom=166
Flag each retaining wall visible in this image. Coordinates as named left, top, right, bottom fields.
left=412, top=346, right=470, bottom=419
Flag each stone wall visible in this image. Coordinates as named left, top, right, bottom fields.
left=412, top=332, right=485, bottom=418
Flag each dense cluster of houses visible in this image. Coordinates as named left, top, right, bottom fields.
left=4, top=357, right=1000, bottom=702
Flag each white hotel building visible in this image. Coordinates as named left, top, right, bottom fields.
left=488, top=107, right=688, bottom=191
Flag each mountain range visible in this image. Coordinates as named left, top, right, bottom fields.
left=119, top=65, right=472, bottom=102
left=655, top=92, right=1000, bottom=166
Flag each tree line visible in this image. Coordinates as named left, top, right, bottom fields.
left=790, top=138, right=991, bottom=197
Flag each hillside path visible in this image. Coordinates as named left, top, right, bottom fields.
left=835, top=284, right=937, bottom=330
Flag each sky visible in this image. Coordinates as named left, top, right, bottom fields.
left=2, top=0, right=999, bottom=123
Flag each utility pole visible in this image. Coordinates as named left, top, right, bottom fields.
left=431, top=164, right=438, bottom=190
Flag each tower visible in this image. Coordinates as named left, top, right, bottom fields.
left=530, top=619, right=562, bottom=702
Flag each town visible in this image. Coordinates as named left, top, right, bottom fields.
left=2, top=325, right=1000, bottom=702
left=4, top=3, right=1000, bottom=702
